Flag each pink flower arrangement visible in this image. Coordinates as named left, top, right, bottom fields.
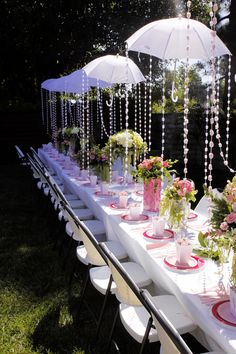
left=165, top=177, right=197, bottom=203
left=133, top=156, right=176, bottom=182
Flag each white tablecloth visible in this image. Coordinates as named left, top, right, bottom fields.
left=39, top=148, right=236, bottom=353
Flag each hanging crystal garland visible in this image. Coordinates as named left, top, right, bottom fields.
left=51, top=91, right=57, bottom=145
left=132, top=84, right=137, bottom=164
left=206, top=0, right=218, bottom=189
left=143, top=81, right=147, bottom=158
left=214, top=55, right=235, bottom=173
left=119, top=84, right=123, bottom=130
left=90, top=92, right=93, bottom=136
left=138, top=82, right=143, bottom=163
left=97, top=89, right=109, bottom=138
left=113, top=96, right=116, bottom=133
left=60, top=97, right=64, bottom=129
left=148, top=56, right=153, bottom=152
left=124, top=43, right=130, bottom=182
left=161, top=64, right=166, bottom=193
left=108, top=93, right=113, bottom=136
left=182, top=2, right=191, bottom=180
left=204, top=86, right=210, bottom=187
left=81, top=71, right=86, bottom=170
left=86, top=78, right=90, bottom=171
left=161, top=64, right=166, bottom=160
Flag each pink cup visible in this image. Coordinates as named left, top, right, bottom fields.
left=152, top=216, right=165, bottom=237
left=129, top=203, right=141, bottom=220
left=175, top=239, right=193, bottom=265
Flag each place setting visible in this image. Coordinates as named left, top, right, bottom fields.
left=163, top=237, right=205, bottom=273
left=121, top=202, right=149, bottom=222
left=110, top=191, right=130, bottom=210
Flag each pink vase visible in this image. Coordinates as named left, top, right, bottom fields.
left=143, top=178, right=161, bottom=212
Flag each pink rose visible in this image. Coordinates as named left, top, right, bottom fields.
left=220, top=222, right=228, bottom=231
left=163, top=161, right=169, bottom=168
left=177, top=179, right=193, bottom=196
left=226, top=212, right=236, bottom=224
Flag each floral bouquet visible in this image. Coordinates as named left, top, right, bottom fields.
left=62, top=126, right=80, bottom=154
left=160, top=178, right=197, bottom=229
left=106, top=129, right=147, bottom=162
left=89, top=145, right=110, bottom=182
left=196, top=176, right=236, bottom=286
left=132, top=156, right=177, bottom=182
left=132, top=156, right=177, bottom=212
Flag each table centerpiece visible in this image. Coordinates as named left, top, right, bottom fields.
left=160, top=177, right=197, bottom=229
left=89, top=144, right=110, bottom=182
left=106, top=129, right=147, bottom=174
left=132, top=156, right=177, bottom=212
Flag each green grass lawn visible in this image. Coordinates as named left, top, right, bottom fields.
left=0, top=163, right=110, bottom=354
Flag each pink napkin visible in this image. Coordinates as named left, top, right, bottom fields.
left=146, top=241, right=171, bottom=251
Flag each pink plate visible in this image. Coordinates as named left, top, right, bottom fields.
left=164, top=255, right=205, bottom=271
left=187, top=212, right=198, bottom=220
left=136, top=190, right=144, bottom=196
left=212, top=300, right=236, bottom=328
left=110, top=202, right=129, bottom=210
left=94, top=191, right=116, bottom=197
left=121, top=214, right=149, bottom=222
left=143, top=229, right=174, bottom=240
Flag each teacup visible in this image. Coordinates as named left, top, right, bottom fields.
left=119, top=192, right=128, bottom=208
left=175, top=238, right=193, bottom=265
left=112, top=170, right=119, bottom=182
left=100, top=182, right=109, bottom=195
left=80, top=169, right=89, bottom=180
left=152, top=216, right=165, bottom=237
left=90, top=175, right=97, bottom=187
left=129, top=203, right=141, bottom=221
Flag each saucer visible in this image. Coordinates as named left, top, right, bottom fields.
left=121, top=214, right=149, bottom=222
left=94, top=191, right=116, bottom=197
left=211, top=300, right=236, bottom=328
left=110, top=202, right=129, bottom=210
left=187, top=212, right=198, bottom=220
left=164, top=255, right=205, bottom=272
left=143, top=229, right=175, bottom=241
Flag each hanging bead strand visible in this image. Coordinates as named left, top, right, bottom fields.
left=148, top=56, right=153, bottom=152
left=143, top=81, right=147, bottom=158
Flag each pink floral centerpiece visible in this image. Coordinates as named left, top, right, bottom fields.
left=132, top=156, right=177, bottom=212
left=160, top=177, right=197, bottom=228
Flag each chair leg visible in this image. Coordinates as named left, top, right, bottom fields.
left=139, top=316, right=153, bottom=354
left=106, top=306, right=119, bottom=353
left=75, top=265, right=91, bottom=319
left=95, top=275, right=113, bottom=339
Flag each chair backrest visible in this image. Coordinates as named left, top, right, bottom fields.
left=62, top=203, right=107, bottom=266
left=15, top=145, right=25, bottom=160
left=30, top=146, right=47, bottom=172
left=100, top=243, right=146, bottom=307
left=27, top=153, right=43, bottom=180
left=141, top=290, right=193, bottom=354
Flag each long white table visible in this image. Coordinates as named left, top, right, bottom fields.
left=39, top=148, right=236, bottom=353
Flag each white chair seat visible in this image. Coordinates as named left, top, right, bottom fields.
left=90, top=261, right=151, bottom=296
left=76, top=244, right=89, bottom=265
left=83, top=220, right=106, bottom=237
left=73, top=208, right=94, bottom=220
left=103, top=240, right=127, bottom=260
left=69, top=199, right=86, bottom=209
left=119, top=295, right=196, bottom=344
left=37, top=181, right=44, bottom=189
left=65, top=193, right=80, bottom=201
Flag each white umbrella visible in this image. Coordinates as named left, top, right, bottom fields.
left=41, top=69, right=111, bottom=93
left=126, top=16, right=231, bottom=60
left=83, top=54, right=145, bottom=84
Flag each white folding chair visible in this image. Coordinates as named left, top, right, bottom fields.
left=101, top=243, right=197, bottom=354
left=142, top=290, right=225, bottom=354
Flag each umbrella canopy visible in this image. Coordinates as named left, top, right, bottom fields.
left=126, top=16, right=231, bottom=60
left=83, top=54, right=145, bottom=84
left=41, top=69, right=111, bottom=93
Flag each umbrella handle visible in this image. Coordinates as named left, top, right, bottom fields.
left=106, top=95, right=113, bottom=107
left=171, top=81, right=178, bottom=103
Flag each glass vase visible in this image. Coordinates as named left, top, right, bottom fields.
left=143, top=178, right=161, bottom=212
